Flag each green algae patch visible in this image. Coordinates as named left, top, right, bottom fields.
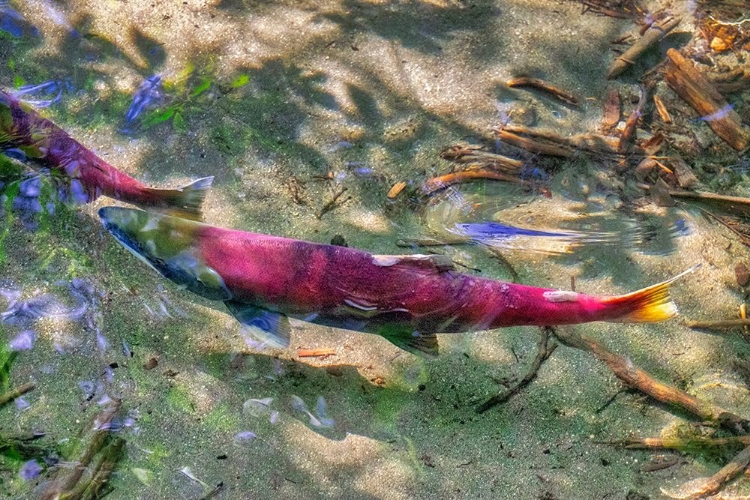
left=202, top=403, right=240, bottom=433
left=167, top=384, right=196, bottom=414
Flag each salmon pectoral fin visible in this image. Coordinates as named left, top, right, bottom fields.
left=378, top=324, right=439, bottom=358
left=144, top=176, right=214, bottom=221
left=601, top=265, right=699, bottom=323
left=225, top=300, right=291, bottom=348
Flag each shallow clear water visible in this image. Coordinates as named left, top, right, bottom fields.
left=0, top=1, right=749, bottom=499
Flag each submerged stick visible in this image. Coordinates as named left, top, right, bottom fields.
left=506, top=76, right=580, bottom=107
left=396, top=237, right=470, bottom=247
left=602, top=88, right=621, bottom=133
left=688, top=445, right=750, bottom=499
left=607, top=16, right=681, bottom=79
left=296, top=348, right=336, bottom=358
left=496, top=125, right=627, bottom=158
left=552, top=327, right=750, bottom=433
left=687, top=319, right=750, bottom=329
left=664, top=48, right=749, bottom=151
left=609, top=436, right=750, bottom=450
left=39, top=401, right=121, bottom=500
left=440, top=145, right=524, bottom=174
left=619, top=85, right=647, bottom=153
left=477, top=326, right=558, bottom=413
left=317, top=187, right=351, bottom=219
left=0, top=381, right=35, bottom=407
left=640, top=184, right=750, bottom=218
left=420, top=169, right=529, bottom=196
left=65, top=437, right=126, bottom=500
left=495, top=128, right=574, bottom=157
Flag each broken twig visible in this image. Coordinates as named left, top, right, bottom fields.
left=317, top=187, right=351, bottom=219
left=440, top=144, right=524, bottom=174
left=420, top=168, right=529, bottom=196
left=0, top=381, right=35, bottom=407
left=664, top=48, right=749, bottom=151
left=679, top=445, right=750, bottom=499
left=609, top=436, right=750, bottom=450
left=607, top=16, right=681, bottom=79
left=687, top=318, right=750, bottom=330
left=477, top=326, right=557, bottom=413
left=297, top=348, right=336, bottom=358
left=552, top=327, right=750, bottom=433
left=506, top=76, right=580, bottom=107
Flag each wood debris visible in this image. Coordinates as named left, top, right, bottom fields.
left=551, top=326, right=750, bottom=433
left=506, top=76, right=580, bottom=107
left=0, top=382, right=35, bottom=407
left=387, top=181, right=407, bottom=199
left=420, top=168, right=530, bottom=196
left=440, top=144, right=524, bottom=174
left=653, top=95, right=671, bottom=124
left=477, top=326, right=557, bottom=413
left=495, top=124, right=629, bottom=158
left=607, top=16, right=681, bottom=79
left=611, top=436, right=750, bottom=450
left=665, top=445, right=750, bottom=499
left=317, top=187, right=351, bottom=219
left=642, top=184, right=750, bottom=219
left=663, top=48, right=749, bottom=151
left=687, top=318, right=750, bottom=330
left=296, top=348, right=336, bottom=358
left=618, top=85, right=647, bottom=153
left=602, top=88, right=621, bottom=132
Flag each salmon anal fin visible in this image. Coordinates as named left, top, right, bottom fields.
left=225, top=300, right=291, bottom=348
left=378, top=324, right=439, bottom=358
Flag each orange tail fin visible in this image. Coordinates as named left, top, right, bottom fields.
left=602, top=265, right=699, bottom=323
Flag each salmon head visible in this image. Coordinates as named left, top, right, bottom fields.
left=99, top=207, right=231, bottom=300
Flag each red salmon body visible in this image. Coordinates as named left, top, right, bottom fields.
left=1, top=90, right=211, bottom=219
left=197, top=225, right=679, bottom=335
left=99, top=207, right=688, bottom=356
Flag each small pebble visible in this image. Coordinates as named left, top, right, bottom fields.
left=736, top=263, right=750, bottom=287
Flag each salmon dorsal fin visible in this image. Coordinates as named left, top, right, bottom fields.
left=371, top=254, right=454, bottom=273
left=378, top=324, right=439, bottom=358
left=224, top=300, right=291, bottom=348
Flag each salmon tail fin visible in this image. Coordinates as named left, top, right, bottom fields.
left=144, top=176, right=213, bottom=221
left=603, top=265, right=699, bottom=323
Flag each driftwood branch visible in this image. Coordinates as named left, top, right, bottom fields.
left=440, top=145, right=524, bottom=174
left=551, top=327, right=750, bottom=433
left=610, top=435, right=750, bottom=450
left=687, top=318, right=750, bottom=330
left=663, top=48, right=749, bottom=151
left=607, top=16, right=681, bottom=79
left=477, top=326, right=558, bottom=413
left=39, top=400, right=122, bottom=500
left=495, top=124, right=628, bottom=158
left=420, top=168, right=530, bottom=196
left=681, top=445, right=750, bottom=499
left=0, top=381, right=35, bottom=407
left=506, top=76, right=580, bottom=107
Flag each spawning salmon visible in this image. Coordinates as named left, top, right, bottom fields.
left=0, top=90, right=212, bottom=220
left=99, top=206, right=692, bottom=356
